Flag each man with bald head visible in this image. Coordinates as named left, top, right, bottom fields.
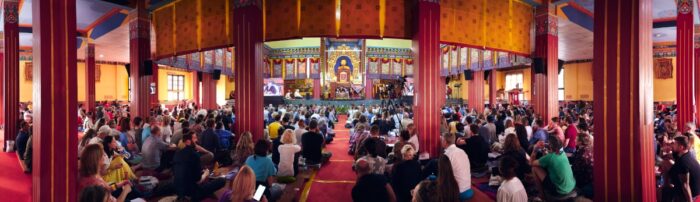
left=351, top=159, right=397, bottom=202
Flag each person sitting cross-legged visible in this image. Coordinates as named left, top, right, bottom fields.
left=441, top=132, right=473, bottom=201
left=497, top=155, right=528, bottom=202
left=172, top=132, right=226, bottom=202
left=530, top=135, right=576, bottom=198
left=79, top=144, right=138, bottom=201
left=354, top=138, right=388, bottom=175
left=277, top=129, right=301, bottom=183
left=301, top=119, right=332, bottom=165
left=245, top=140, right=278, bottom=201
left=218, top=165, right=268, bottom=202
left=390, top=144, right=421, bottom=202
left=351, top=158, right=397, bottom=202
left=141, top=126, right=177, bottom=172
left=355, top=125, right=388, bottom=160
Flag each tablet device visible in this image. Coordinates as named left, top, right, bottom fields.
left=253, top=185, right=266, bottom=201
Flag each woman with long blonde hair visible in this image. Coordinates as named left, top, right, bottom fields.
left=219, top=166, right=267, bottom=202
left=233, top=132, right=255, bottom=166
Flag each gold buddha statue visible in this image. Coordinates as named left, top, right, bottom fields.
left=337, top=59, right=352, bottom=83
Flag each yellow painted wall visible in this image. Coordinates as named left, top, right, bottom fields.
left=654, top=57, right=676, bottom=102
left=562, top=62, right=593, bottom=101
left=157, top=67, right=194, bottom=102
left=19, top=61, right=128, bottom=102
left=95, top=64, right=130, bottom=101
left=225, top=76, right=235, bottom=96
left=216, top=77, right=227, bottom=105
left=561, top=60, right=676, bottom=102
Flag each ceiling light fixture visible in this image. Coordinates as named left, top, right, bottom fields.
left=99, top=54, right=104, bottom=58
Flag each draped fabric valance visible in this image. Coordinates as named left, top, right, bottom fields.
left=152, top=0, right=533, bottom=59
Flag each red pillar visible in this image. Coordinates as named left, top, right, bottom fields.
left=86, top=42, right=96, bottom=112
left=201, top=72, right=217, bottom=109
left=0, top=52, right=4, bottom=128
left=313, top=79, right=321, bottom=99
left=488, top=70, right=497, bottom=107
left=676, top=0, right=695, bottom=128
left=3, top=0, right=19, bottom=150
left=532, top=2, right=559, bottom=123
left=695, top=46, right=700, bottom=122
left=129, top=0, right=152, bottom=119
left=365, top=79, right=374, bottom=99
left=32, top=0, right=79, bottom=201
left=593, top=0, right=655, bottom=201
left=468, top=70, right=485, bottom=113
left=233, top=0, right=264, bottom=141
left=192, top=71, right=200, bottom=105
left=412, top=0, right=443, bottom=157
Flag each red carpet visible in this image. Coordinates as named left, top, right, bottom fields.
left=0, top=130, right=32, bottom=202
left=303, top=116, right=356, bottom=202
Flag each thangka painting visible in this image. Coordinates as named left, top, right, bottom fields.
left=470, top=48, right=480, bottom=70
left=263, top=59, right=270, bottom=78
left=285, top=59, right=296, bottom=80
left=225, top=50, right=232, bottom=72
left=460, top=47, right=468, bottom=71
left=450, top=47, right=459, bottom=75
left=498, top=52, right=510, bottom=68
left=215, top=49, right=224, bottom=69
left=190, top=52, right=201, bottom=71
left=174, top=54, right=187, bottom=68
left=272, top=59, right=283, bottom=78
left=309, top=58, right=320, bottom=79
left=654, top=58, right=673, bottom=79
left=204, top=50, right=214, bottom=70
left=25, top=62, right=32, bottom=81
left=367, top=57, right=379, bottom=79
left=381, top=58, right=391, bottom=79
left=96, top=65, right=101, bottom=82
left=441, top=47, right=449, bottom=76
left=392, top=58, right=403, bottom=77
left=405, top=59, right=413, bottom=76
left=297, top=58, right=307, bottom=79
left=483, top=50, right=493, bottom=70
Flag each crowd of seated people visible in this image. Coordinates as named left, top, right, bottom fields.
left=74, top=101, right=240, bottom=201
left=21, top=93, right=700, bottom=202
left=343, top=101, right=596, bottom=202
left=653, top=103, right=700, bottom=201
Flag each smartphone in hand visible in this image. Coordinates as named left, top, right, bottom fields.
left=253, top=185, right=266, bottom=201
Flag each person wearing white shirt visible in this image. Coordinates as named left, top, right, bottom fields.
left=523, top=118, right=533, bottom=140
left=497, top=156, right=528, bottom=202
left=406, top=123, right=419, bottom=152
left=441, top=132, right=473, bottom=200
left=294, top=89, right=303, bottom=99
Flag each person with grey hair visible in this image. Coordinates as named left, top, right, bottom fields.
left=352, top=158, right=397, bottom=202
left=442, top=132, right=474, bottom=200
left=391, top=144, right=421, bottom=202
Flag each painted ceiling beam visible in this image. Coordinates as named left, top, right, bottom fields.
left=98, top=0, right=135, bottom=9
left=147, top=0, right=174, bottom=11
left=17, top=24, right=86, bottom=37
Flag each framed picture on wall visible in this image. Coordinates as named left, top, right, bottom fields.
left=25, top=62, right=33, bottom=81
left=96, top=65, right=101, bottom=82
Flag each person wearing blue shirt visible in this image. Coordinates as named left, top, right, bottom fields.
left=529, top=119, right=548, bottom=148
left=215, top=122, right=233, bottom=150
left=245, top=140, right=277, bottom=199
